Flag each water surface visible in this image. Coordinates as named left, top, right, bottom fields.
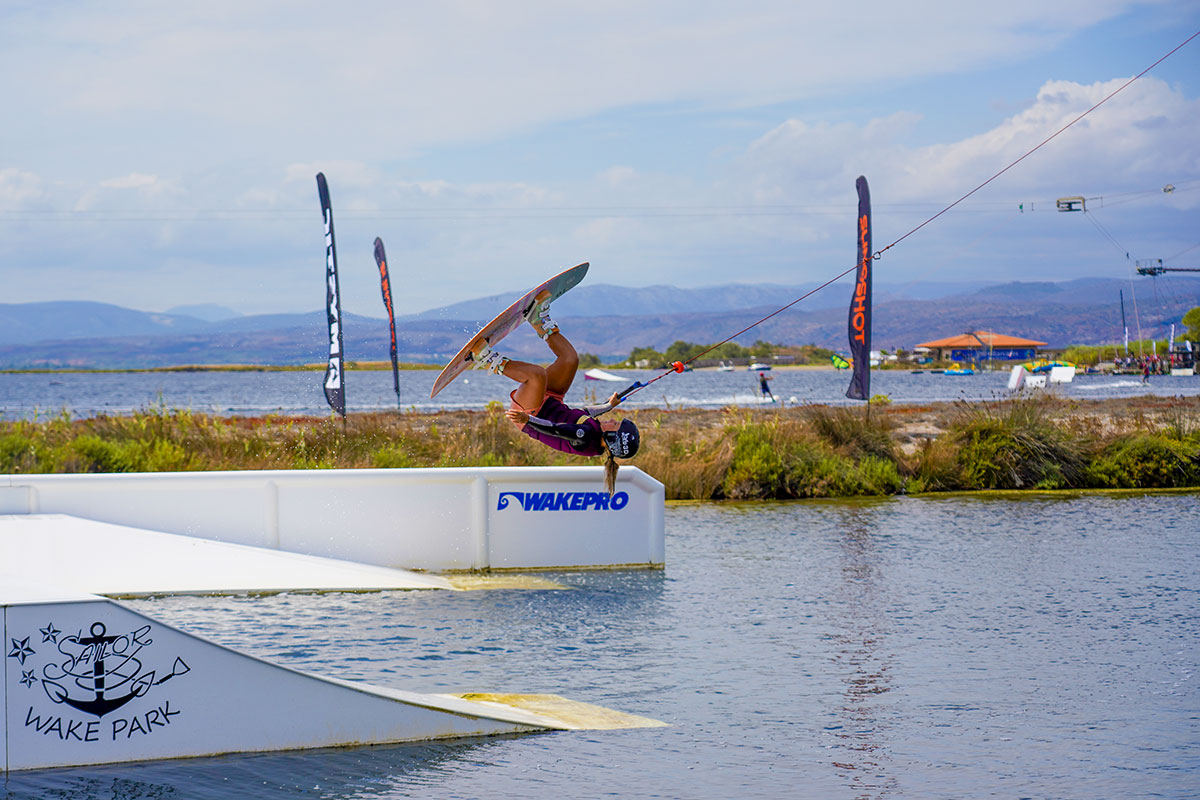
left=6, top=493, right=1197, bottom=799
left=2, top=368, right=1197, bottom=420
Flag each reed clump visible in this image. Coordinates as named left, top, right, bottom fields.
left=634, top=413, right=733, bottom=500
left=1, top=396, right=1197, bottom=499
left=950, top=398, right=1090, bottom=490
left=720, top=414, right=901, bottom=499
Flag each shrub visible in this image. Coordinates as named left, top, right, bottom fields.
left=69, top=435, right=138, bottom=472
left=855, top=455, right=904, bottom=495
left=722, top=421, right=785, bottom=499
left=952, top=399, right=1089, bottom=490
left=722, top=417, right=904, bottom=499
left=804, top=405, right=895, bottom=462
left=372, top=445, right=416, bottom=469
left=781, top=441, right=856, bottom=498
left=905, top=437, right=961, bottom=492
left=0, top=433, right=40, bottom=473
left=1085, top=434, right=1200, bottom=488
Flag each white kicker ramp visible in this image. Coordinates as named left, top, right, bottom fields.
left=2, top=585, right=662, bottom=772
left=0, top=514, right=452, bottom=596
left=0, top=467, right=665, bottom=572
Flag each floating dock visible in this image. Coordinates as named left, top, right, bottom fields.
left=2, top=584, right=663, bottom=772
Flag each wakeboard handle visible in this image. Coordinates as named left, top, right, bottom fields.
left=615, top=381, right=644, bottom=402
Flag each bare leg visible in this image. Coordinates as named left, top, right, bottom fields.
left=501, top=359, right=548, bottom=413
left=497, top=332, right=576, bottom=416
left=543, top=331, right=579, bottom=395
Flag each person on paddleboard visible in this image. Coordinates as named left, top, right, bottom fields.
left=469, top=295, right=640, bottom=495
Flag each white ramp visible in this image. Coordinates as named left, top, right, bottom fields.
left=2, top=586, right=661, bottom=772
left=0, top=514, right=451, bottom=596
left=1048, top=365, right=1076, bottom=384
left=0, top=467, right=665, bottom=572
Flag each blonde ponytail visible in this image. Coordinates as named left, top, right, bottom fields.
left=604, top=448, right=619, bottom=496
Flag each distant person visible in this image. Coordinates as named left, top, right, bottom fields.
left=1142, top=362, right=1151, bottom=383
left=470, top=296, right=640, bottom=495
left=758, top=371, right=775, bottom=401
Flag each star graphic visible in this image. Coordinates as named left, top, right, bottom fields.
left=40, top=623, right=60, bottom=643
left=8, top=637, right=35, bottom=665
left=20, top=670, right=37, bottom=688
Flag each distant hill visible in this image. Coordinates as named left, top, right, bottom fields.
left=0, top=277, right=1196, bottom=369
left=164, top=303, right=242, bottom=322
left=407, top=279, right=1001, bottom=321
left=0, top=302, right=209, bottom=347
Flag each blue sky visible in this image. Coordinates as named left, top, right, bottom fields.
left=1, top=1, right=1198, bottom=317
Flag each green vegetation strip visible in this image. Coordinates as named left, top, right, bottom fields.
left=1, top=397, right=1197, bottom=498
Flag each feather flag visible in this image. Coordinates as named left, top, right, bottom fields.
left=317, top=173, right=345, bottom=418
left=846, top=176, right=872, bottom=401
left=374, top=237, right=401, bottom=408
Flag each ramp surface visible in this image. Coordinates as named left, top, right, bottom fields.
left=2, top=586, right=663, bottom=772
left=448, top=693, right=668, bottom=730
left=0, top=514, right=451, bottom=596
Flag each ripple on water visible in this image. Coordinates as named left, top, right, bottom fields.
left=9, top=493, right=1197, bottom=800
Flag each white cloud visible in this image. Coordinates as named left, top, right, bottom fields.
left=1, top=0, right=1172, bottom=163
left=601, top=167, right=638, bottom=188
left=97, top=172, right=179, bottom=196
left=380, top=179, right=561, bottom=209
left=737, top=77, right=1200, bottom=208
left=284, top=162, right=378, bottom=189
left=0, top=168, right=48, bottom=208
left=2, top=2, right=1195, bottom=312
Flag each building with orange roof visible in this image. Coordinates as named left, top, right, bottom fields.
left=915, top=331, right=1047, bottom=363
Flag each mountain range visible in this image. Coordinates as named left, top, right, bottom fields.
left=1, top=277, right=1197, bottom=369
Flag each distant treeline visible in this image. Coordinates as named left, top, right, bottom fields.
left=2, top=397, right=1197, bottom=499
left=612, top=340, right=836, bottom=369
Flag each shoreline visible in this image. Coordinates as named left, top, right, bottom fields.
left=0, top=361, right=441, bottom=374
left=1, top=361, right=1152, bottom=375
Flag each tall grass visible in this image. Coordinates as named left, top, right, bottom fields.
left=2, top=396, right=1197, bottom=498
left=950, top=398, right=1091, bottom=490
left=720, top=415, right=901, bottom=499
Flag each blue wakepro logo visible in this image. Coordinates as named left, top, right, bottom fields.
left=496, top=491, right=629, bottom=511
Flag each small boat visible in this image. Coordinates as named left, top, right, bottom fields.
left=748, top=363, right=772, bottom=372
left=717, top=361, right=735, bottom=372
left=944, top=368, right=974, bottom=376
left=583, top=368, right=624, bottom=382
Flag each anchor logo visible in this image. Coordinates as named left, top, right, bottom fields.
left=9, top=620, right=191, bottom=719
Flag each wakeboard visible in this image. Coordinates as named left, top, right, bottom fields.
left=429, top=262, right=589, bottom=398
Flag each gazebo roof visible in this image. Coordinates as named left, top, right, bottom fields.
left=916, top=330, right=1047, bottom=349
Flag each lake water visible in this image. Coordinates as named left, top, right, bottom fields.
left=2, top=367, right=1198, bottom=420
left=5, top=494, right=1198, bottom=799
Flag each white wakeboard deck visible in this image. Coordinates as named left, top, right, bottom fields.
left=583, top=368, right=625, bottom=382
left=0, top=514, right=452, bottom=596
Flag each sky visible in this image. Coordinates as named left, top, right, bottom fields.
left=1, top=1, right=1198, bottom=318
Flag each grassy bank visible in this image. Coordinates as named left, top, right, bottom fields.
left=1, top=397, right=1198, bottom=499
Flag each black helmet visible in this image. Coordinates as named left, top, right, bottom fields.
left=603, top=419, right=640, bottom=459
